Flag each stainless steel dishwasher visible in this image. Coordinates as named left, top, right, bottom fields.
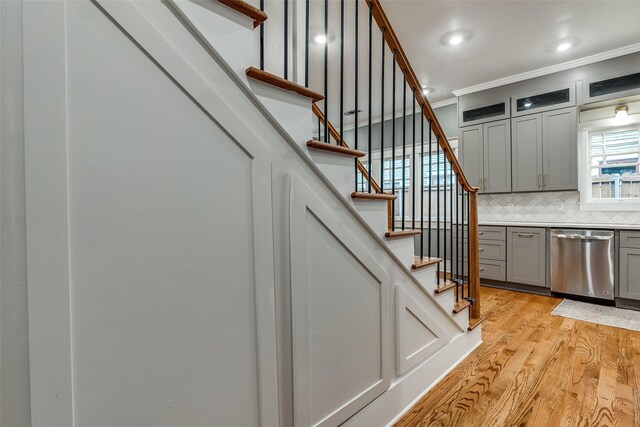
left=550, top=229, right=615, bottom=300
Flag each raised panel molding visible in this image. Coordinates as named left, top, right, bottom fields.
left=289, top=174, right=391, bottom=427
left=396, top=286, right=448, bottom=375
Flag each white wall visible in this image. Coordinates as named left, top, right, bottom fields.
left=1, top=0, right=31, bottom=426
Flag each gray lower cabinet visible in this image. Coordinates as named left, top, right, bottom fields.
left=460, top=119, right=511, bottom=194
left=511, top=107, right=577, bottom=193
left=479, top=259, right=506, bottom=281
left=506, top=227, right=546, bottom=287
left=619, top=231, right=640, bottom=300
left=619, top=248, right=640, bottom=300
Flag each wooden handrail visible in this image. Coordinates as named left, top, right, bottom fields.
left=367, top=0, right=478, bottom=194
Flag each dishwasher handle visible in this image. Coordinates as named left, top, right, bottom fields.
left=553, top=234, right=613, bottom=241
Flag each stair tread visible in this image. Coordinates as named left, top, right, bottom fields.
left=453, top=300, right=471, bottom=314
left=434, top=280, right=457, bottom=294
left=411, top=256, right=442, bottom=270
left=307, top=140, right=366, bottom=157
left=351, top=192, right=397, bottom=200
left=385, top=229, right=421, bottom=238
left=246, top=67, right=324, bottom=102
left=218, top=0, right=267, bottom=28
left=467, top=316, right=485, bottom=331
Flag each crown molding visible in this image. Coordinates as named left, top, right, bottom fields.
left=430, top=97, right=458, bottom=109
left=452, top=42, right=640, bottom=97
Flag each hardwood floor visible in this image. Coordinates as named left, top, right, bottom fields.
left=395, top=286, right=640, bottom=427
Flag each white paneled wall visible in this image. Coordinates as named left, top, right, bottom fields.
left=19, top=1, right=480, bottom=426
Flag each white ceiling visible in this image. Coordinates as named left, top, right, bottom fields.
left=383, top=0, right=640, bottom=102
left=300, top=0, right=640, bottom=129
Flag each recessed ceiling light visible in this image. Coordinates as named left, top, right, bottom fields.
left=440, top=30, right=472, bottom=47
left=449, top=35, right=463, bottom=45
left=314, top=34, right=327, bottom=44
left=422, top=87, right=435, bottom=96
left=556, top=42, right=571, bottom=52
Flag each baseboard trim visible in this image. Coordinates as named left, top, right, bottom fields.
left=385, top=332, right=483, bottom=426
left=342, top=328, right=483, bottom=426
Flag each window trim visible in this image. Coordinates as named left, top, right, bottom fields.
left=578, top=113, right=640, bottom=211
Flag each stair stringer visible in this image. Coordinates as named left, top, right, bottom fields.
left=94, top=2, right=481, bottom=425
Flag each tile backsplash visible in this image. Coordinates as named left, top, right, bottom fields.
left=478, top=191, right=640, bottom=225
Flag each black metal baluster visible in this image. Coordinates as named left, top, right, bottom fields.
left=436, top=136, right=440, bottom=284
left=420, top=104, right=424, bottom=260
left=451, top=174, right=460, bottom=279
left=461, top=186, right=466, bottom=298
left=339, top=0, right=344, bottom=146
left=305, top=0, right=309, bottom=87
left=380, top=28, right=385, bottom=189
left=428, top=119, right=432, bottom=259
left=391, top=52, right=397, bottom=230
left=450, top=167, right=454, bottom=288
left=259, top=0, right=264, bottom=70
left=467, top=191, right=471, bottom=301
left=323, top=0, right=328, bottom=143
left=443, top=148, right=447, bottom=285
left=353, top=0, right=359, bottom=191
left=284, top=0, right=288, bottom=79
left=412, top=91, right=416, bottom=230
left=367, top=2, right=373, bottom=193
left=402, top=71, right=407, bottom=230
left=318, top=115, right=321, bottom=140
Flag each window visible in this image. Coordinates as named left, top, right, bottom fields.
left=423, top=152, right=455, bottom=187
left=589, top=127, right=640, bottom=199
left=579, top=104, right=640, bottom=212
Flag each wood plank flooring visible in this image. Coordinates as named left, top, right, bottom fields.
left=395, top=286, right=640, bottom=427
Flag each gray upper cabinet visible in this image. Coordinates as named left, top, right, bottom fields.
left=510, top=107, right=577, bottom=193
left=460, top=119, right=511, bottom=194
left=506, top=227, right=546, bottom=287
left=542, top=108, right=578, bottom=191
left=459, top=125, right=484, bottom=190
left=512, top=114, right=543, bottom=192
left=459, top=98, right=510, bottom=127
left=511, top=83, right=576, bottom=117
left=484, top=120, right=512, bottom=193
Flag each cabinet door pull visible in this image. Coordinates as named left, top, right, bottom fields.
left=518, top=233, right=534, bottom=237
left=479, top=231, right=485, bottom=235
left=543, top=173, right=548, bottom=187
left=479, top=247, right=484, bottom=252
left=537, top=174, right=541, bottom=188
left=480, top=267, right=485, bottom=272
left=484, top=178, right=488, bottom=190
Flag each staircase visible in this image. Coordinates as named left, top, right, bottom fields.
left=169, top=0, right=485, bottom=423
left=25, top=0, right=484, bottom=425
left=193, top=0, right=484, bottom=326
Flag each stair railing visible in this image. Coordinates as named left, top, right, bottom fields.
left=253, top=0, right=481, bottom=320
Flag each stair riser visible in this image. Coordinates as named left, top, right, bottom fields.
left=411, top=267, right=437, bottom=294
left=352, top=201, right=389, bottom=236
left=173, top=0, right=255, bottom=74
left=309, top=151, right=357, bottom=197
left=249, top=81, right=313, bottom=147
left=386, top=237, right=416, bottom=267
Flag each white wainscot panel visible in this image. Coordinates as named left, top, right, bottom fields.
left=396, top=286, right=448, bottom=375
left=29, top=2, right=278, bottom=426
left=289, top=175, right=391, bottom=427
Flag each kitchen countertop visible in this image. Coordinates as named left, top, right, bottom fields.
left=479, top=221, right=640, bottom=230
